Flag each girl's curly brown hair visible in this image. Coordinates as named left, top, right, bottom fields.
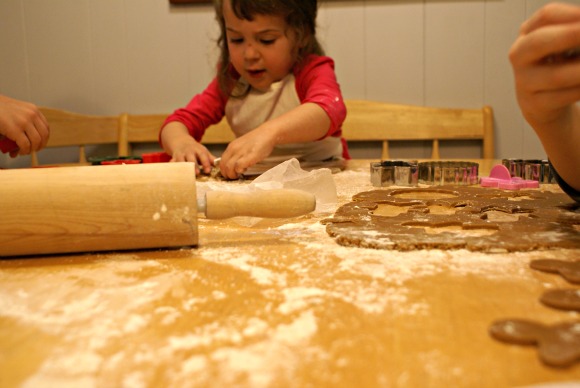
left=214, top=0, right=324, bottom=97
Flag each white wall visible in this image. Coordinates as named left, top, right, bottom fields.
left=1, top=0, right=578, bottom=167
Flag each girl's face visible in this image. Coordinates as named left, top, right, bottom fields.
left=223, top=0, right=298, bottom=91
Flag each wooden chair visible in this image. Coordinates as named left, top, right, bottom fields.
left=341, top=100, right=494, bottom=159
left=32, top=107, right=120, bottom=166
left=117, top=113, right=235, bottom=156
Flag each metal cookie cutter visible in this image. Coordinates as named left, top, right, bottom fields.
left=501, top=159, right=556, bottom=184
left=418, top=161, right=479, bottom=186
left=370, top=160, right=418, bottom=187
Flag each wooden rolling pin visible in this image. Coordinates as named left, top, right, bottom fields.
left=0, top=163, right=315, bottom=257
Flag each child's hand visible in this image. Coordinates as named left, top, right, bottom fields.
left=0, top=95, right=50, bottom=157
left=170, top=140, right=216, bottom=175
left=219, top=128, right=276, bottom=179
left=509, top=2, right=580, bottom=127
left=161, top=122, right=216, bottom=175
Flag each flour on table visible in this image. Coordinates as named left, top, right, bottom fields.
left=3, top=166, right=578, bottom=388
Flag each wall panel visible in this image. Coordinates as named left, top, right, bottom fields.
left=318, top=1, right=367, bottom=98
left=484, top=0, right=526, bottom=158
left=89, top=0, right=130, bottom=115
left=24, top=0, right=93, bottom=112
left=365, top=1, right=425, bottom=105
left=424, top=1, right=485, bottom=108
left=0, top=0, right=30, bottom=101
left=124, top=0, right=192, bottom=114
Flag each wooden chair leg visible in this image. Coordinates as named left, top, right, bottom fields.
left=482, top=105, right=495, bottom=159
left=79, top=146, right=87, bottom=164
left=431, top=139, right=440, bottom=159
left=118, top=113, right=129, bottom=157
left=381, top=140, right=390, bottom=160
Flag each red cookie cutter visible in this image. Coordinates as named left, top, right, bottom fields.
left=480, top=164, right=539, bottom=190
left=141, top=152, right=171, bottom=163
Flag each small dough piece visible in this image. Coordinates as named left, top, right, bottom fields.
left=530, top=259, right=580, bottom=284
left=540, top=289, right=580, bottom=312
left=489, top=319, right=580, bottom=368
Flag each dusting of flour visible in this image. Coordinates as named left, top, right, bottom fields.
left=1, top=165, right=575, bottom=388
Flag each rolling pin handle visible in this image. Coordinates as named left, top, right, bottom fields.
left=197, top=197, right=207, bottom=214
left=204, top=189, right=316, bottom=219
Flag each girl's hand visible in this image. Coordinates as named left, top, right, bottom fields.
left=219, top=127, right=277, bottom=179
left=170, top=139, right=216, bottom=175
left=161, top=122, right=216, bottom=175
left=218, top=103, right=331, bottom=179
left=509, top=2, right=580, bottom=127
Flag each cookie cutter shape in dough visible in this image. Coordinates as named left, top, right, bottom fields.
left=418, top=161, right=479, bottom=186
left=322, top=185, right=580, bottom=252
left=370, top=160, right=419, bottom=187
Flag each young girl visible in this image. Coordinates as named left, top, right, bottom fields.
left=160, top=0, right=348, bottom=179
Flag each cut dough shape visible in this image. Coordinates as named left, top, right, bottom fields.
left=529, top=259, right=580, bottom=284
left=489, top=319, right=580, bottom=368
left=540, top=289, right=580, bottom=312
left=323, top=186, right=579, bottom=252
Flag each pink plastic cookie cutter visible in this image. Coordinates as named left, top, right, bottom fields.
left=480, top=164, right=539, bottom=190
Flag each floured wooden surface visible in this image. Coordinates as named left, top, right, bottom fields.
left=1, top=160, right=579, bottom=387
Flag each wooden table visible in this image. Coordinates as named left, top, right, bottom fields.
left=1, top=159, right=578, bottom=387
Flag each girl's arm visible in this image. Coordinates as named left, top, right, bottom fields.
left=509, top=2, right=580, bottom=191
